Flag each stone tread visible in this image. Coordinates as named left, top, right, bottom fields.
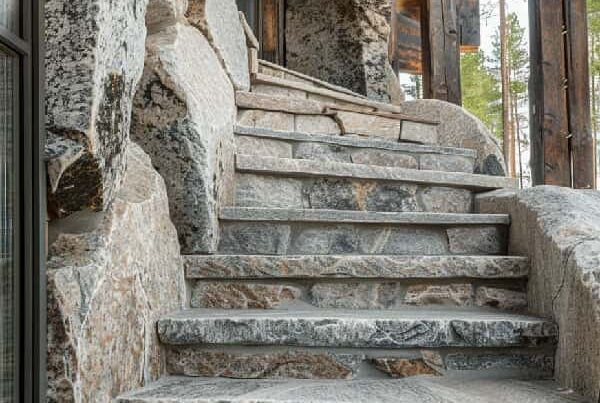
left=184, top=255, right=530, bottom=280
left=219, top=207, right=511, bottom=225
left=117, top=376, right=587, bottom=403
left=258, top=59, right=370, bottom=99
left=235, top=155, right=517, bottom=191
left=158, top=307, right=557, bottom=349
left=234, top=126, right=476, bottom=158
left=252, top=73, right=404, bottom=114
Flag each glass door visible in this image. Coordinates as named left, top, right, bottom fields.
left=0, top=0, right=45, bottom=401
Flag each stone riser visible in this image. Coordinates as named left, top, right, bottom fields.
left=235, top=134, right=475, bottom=173
left=218, top=222, right=508, bottom=256
left=188, top=280, right=527, bottom=311
left=235, top=173, right=475, bottom=214
left=165, top=345, right=554, bottom=380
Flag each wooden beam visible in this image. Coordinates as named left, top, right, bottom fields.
left=421, top=0, right=462, bottom=105
left=565, top=0, right=595, bottom=189
left=529, top=0, right=571, bottom=186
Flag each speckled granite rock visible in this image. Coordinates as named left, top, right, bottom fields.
left=476, top=186, right=600, bottom=400
left=443, top=352, right=554, bottom=373
left=285, top=0, right=401, bottom=103
left=46, top=144, right=185, bottom=403
left=190, top=282, right=302, bottom=309
left=398, top=100, right=506, bottom=176
left=158, top=308, right=557, bottom=349
left=166, top=348, right=360, bottom=379
left=186, top=0, right=250, bottom=90
left=132, top=23, right=235, bottom=253
left=404, top=284, right=474, bottom=307
left=45, top=0, right=148, bottom=218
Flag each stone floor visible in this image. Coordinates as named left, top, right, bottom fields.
left=117, top=373, right=589, bottom=402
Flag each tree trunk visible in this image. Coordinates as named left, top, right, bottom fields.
left=499, top=0, right=514, bottom=177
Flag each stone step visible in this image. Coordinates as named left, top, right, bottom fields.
left=184, top=255, right=530, bottom=280
left=163, top=345, right=553, bottom=380
left=234, top=172, right=478, bottom=213
left=235, top=155, right=517, bottom=192
left=157, top=307, right=557, bottom=349
left=218, top=208, right=509, bottom=256
left=236, top=92, right=438, bottom=143
left=117, top=376, right=586, bottom=403
left=234, top=126, right=476, bottom=174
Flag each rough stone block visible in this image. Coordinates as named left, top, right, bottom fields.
left=190, top=282, right=302, bottom=309
left=334, top=111, right=400, bottom=140
left=310, top=282, right=404, bottom=309
left=351, top=149, right=418, bottom=169
left=447, top=226, right=507, bottom=255
left=295, top=115, right=341, bottom=135
left=45, top=0, right=149, bottom=218
left=419, top=187, right=473, bottom=214
left=401, top=121, right=439, bottom=145
left=166, top=348, right=359, bottom=379
left=252, top=84, right=307, bottom=99
left=237, top=110, right=295, bottom=132
left=475, top=287, right=528, bottom=312
left=419, top=154, right=474, bottom=173
left=219, top=223, right=291, bottom=255
left=372, top=358, right=440, bottom=378
left=294, top=143, right=353, bottom=163
left=404, top=284, right=474, bottom=307
left=235, top=174, right=303, bottom=209
left=47, top=144, right=185, bottom=403
left=132, top=24, right=235, bottom=254
left=235, top=136, right=293, bottom=158
left=186, top=0, right=250, bottom=90
left=146, top=0, right=188, bottom=33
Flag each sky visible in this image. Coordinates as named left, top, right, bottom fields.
left=480, top=0, right=530, bottom=55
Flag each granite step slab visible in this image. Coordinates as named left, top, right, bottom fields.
left=235, top=155, right=517, bottom=191
left=183, top=255, right=530, bottom=280
left=158, top=307, right=557, bottom=349
left=218, top=209, right=509, bottom=256
left=164, top=345, right=553, bottom=380
left=117, top=376, right=588, bottom=403
left=234, top=173, right=477, bottom=213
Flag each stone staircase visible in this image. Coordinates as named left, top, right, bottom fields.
left=117, top=65, right=584, bottom=402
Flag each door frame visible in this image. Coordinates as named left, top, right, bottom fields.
left=0, top=0, right=46, bottom=401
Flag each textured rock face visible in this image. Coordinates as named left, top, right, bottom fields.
left=286, top=0, right=402, bottom=103
left=372, top=358, right=440, bottom=378
left=132, top=23, right=236, bottom=253
left=398, top=100, right=506, bottom=176
left=45, top=0, right=149, bottom=218
left=186, top=0, right=250, bottom=90
left=476, top=186, right=600, bottom=401
left=46, top=144, right=185, bottom=403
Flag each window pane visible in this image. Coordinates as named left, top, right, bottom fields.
left=0, top=0, right=19, bottom=36
left=0, top=48, right=17, bottom=403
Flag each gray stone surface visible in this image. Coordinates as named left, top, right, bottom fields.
left=219, top=223, right=291, bottom=255
left=158, top=308, right=557, bottom=348
left=476, top=186, right=600, bottom=400
left=419, top=154, right=474, bottom=173
left=190, top=282, right=302, bottom=309
left=235, top=155, right=517, bottom=191
left=294, top=143, right=354, bottom=163
left=166, top=348, right=359, bottom=379
left=132, top=23, right=235, bottom=253
left=146, top=0, right=188, bottom=33
left=237, top=110, right=295, bottom=132
left=309, top=282, right=405, bottom=309
left=333, top=110, right=401, bottom=140
left=117, top=376, right=587, bottom=403
left=235, top=175, right=303, bottom=209
left=45, top=0, right=148, bottom=218
left=234, top=125, right=476, bottom=158
left=447, top=227, right=508, bottom=255
left=475, top=287, right=528, bottom=312
left=294, top=115, right=341, bottom=135
left=236, top=136, right=293, bottom=159
left=351, top=149, right=419, bottom=169
left=236, top=91, right=323, bottom=115
left=184, top=255, right=530, bottom=280
left=186, top=0, right=250, bottom=90
left=401, top=121, right=439, bottom=145
left=444, top=353, right=553, bottom=373
left=372, top=358, right=440, bottom=378
left=404, top=284, right=474, bottom=307
left=47, top=144, right=185, bottom=403
left=220, top=207, right=510, bottom=226
left=285, top=0, right=397, bottom=103
left=398, top=100, right=506, bottom=176
left=419, top=188, right=473, bottom=214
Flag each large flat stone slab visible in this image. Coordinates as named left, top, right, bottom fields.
left=184, top=255, right=530, bottom=280
left=117, top=376, right=587, bottom=402
left=235, top=155, right=517, bottom=191
left=158, top=308, right=557, bottom=349
left=219, top=207, right=510, bottom=226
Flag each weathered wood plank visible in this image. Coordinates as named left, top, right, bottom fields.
left=421, top=0, right=462, bottom=105
left=565, top=0, right=595, bottom=189
left=529, top=0, right=571, bottom=186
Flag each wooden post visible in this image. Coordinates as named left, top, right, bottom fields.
left=565, top=0, right=595, bottom=189
left=529, top=0, right=571, bottom=186
left=421, top=0, right=462, bottom=105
